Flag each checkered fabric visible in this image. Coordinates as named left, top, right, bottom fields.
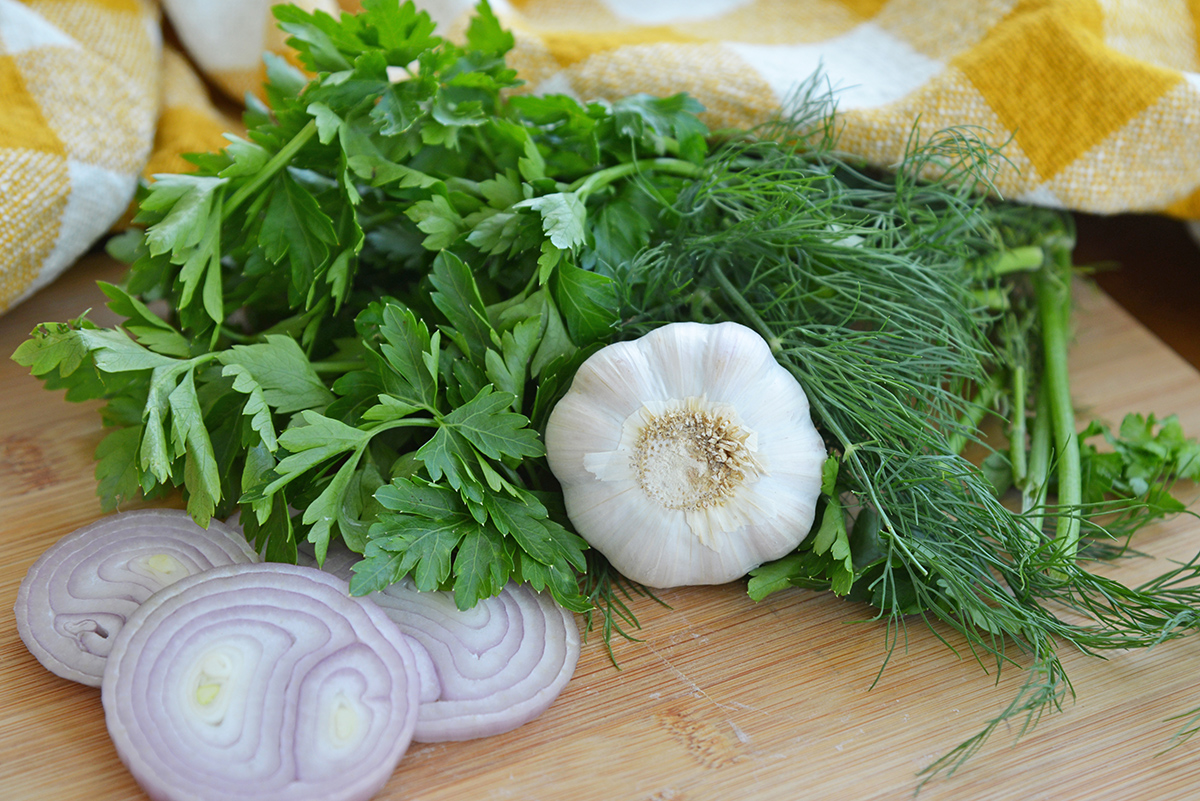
left=3, top=0, right=1200, bottom=314
left=0, top=0, right=322, bottom=314
left=472, top=0, right=1200, bottom=219
left=0, top=0, right=158, bottom=312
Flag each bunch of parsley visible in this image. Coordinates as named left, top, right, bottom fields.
left=13, top=1, right=719, bottom=614
left=14, top=0, right=1200, bottom=778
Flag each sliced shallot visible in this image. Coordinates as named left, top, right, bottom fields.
left=300, top=544, right=580, bottom=741
left=364, top=576, right=579, bottom=742
left=14, top=508, right=259, bottom=686
left=102, top=562, right=420, bottom=801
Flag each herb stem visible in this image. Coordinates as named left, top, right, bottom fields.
left=1023, top=380, right=1052, bottom=513
left=983, top=246, right=1044, bottom=277
left=223, top=120, right=318, bottom=219
left=310, top=359, right=364, bottom=374
left=1009, top=364, right=1028, bottom=487
left=1034, top=254, right=1081, bottom=562
left=706, top=262, right=776, bottom=342
left=568, top=158, right=704, bottom=200
left=219, top=327, right=257, bottom=344
left=947, top=372, right=1001, bottom=456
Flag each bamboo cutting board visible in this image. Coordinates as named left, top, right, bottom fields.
left=4, top=254, right=1200, bottom=801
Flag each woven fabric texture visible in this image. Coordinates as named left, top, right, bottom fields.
left=2, top=0, right=1199, bottom=313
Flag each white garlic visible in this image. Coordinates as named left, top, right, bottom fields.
left=545, top=321, right=826, bottom=588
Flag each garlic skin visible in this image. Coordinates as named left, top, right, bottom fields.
left=545, top=321, right=826, bottom=588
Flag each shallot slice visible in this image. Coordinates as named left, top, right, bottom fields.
left=14, top=508, right=259, bottom=686
left=102, top=563, right=420, bottom=801
left=366, top=578, right=580, bottom=742
left=298, top=544, right=580, bottom=741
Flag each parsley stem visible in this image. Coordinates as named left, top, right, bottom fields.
left=223, top=119, right=318, bottom=220
left=567, top=157, right=703, bottom=200
left=309, top=359, right=364, bottom=374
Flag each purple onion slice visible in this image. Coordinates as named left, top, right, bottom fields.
left=297, top=544, right=580, bottom=741
left=14, top=509, right=259, bottom=686
left=102, top=563, right=419, bottom=801
left=369, top=578, right=580, bottom=742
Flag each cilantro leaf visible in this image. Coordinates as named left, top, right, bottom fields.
left=485, top=316, right=540, bottom=409
left=587, top=196, right=653, bottom=278
left=240, top=491, right=298, bottom=565
left=464, top=0, right=514, bottom=55
left=94, top=426, right=142, bottom=511
left=407, top=194, right=466, bottom=249
left=362, top=512, right=468, bottom=593
left=377, top=304, right=439, bottom=409
left=452, top=528, right=511, bottom=609
left=267, top=410, right=371, bottom=493
left=807, top=496, right=854, bottom=596
left=98, top=282, right=191, bottom=358
left=137, top=174, right=227, bottom=260
left=167, top=370, right=221, bottom=525
left=223, top=364, right=279, bottom=451
left=415, top=426, right=477, bottom=491
left=611, top=93, right=708, bottom=161
left=429, top=250, right=498, bottom=360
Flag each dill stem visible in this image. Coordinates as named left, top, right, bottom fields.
left=988, top=245, right=1044, bottom=276
left=1009, top=364, right=1028, bottom=487
left=706, top=262, right=776, bottom=342
left=1023, top=381, right=1052, bottom=510
left=1034, top=255, right=1080, bottom=562
left=1021, top=381, right=1052, bottom=556
left=947, top=372, right=1001, bottom=456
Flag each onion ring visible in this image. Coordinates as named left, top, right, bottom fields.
left=362, top=578, right=579, bottom=742
left=102, top=563, right=419, bottom=801
left=14, top=509, right=259, bottom=686
left=298, top=544, right=580, bottom=741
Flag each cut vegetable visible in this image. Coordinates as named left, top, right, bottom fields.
left=102, top=562, right=419, bottom=801
left=303, top=546, right=580, bottom=742
left=14, top=509, right=258, bottom=686
left=365, top=578, right=579, bottom=742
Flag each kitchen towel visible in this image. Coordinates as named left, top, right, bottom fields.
left=3, top=0, right=1200, bottom=314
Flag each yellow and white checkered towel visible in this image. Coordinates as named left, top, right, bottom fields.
left=4, top=0, right=1200, bottom=314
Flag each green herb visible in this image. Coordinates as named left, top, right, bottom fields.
left=12, top=0, right=1200, bottom=783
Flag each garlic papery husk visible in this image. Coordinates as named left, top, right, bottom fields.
left=545, top=321, right=826, bottom=588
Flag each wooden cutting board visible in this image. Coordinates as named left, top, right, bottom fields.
left=4, top=254, right=1200, bottom=801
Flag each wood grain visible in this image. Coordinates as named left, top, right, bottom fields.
left=4, top=257, right=1200, bottom=801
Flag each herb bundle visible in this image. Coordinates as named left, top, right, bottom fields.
left=14, top=0, right=1200, bottom=781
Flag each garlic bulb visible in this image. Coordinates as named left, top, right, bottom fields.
left=545, top=321, right=826, bottom=588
